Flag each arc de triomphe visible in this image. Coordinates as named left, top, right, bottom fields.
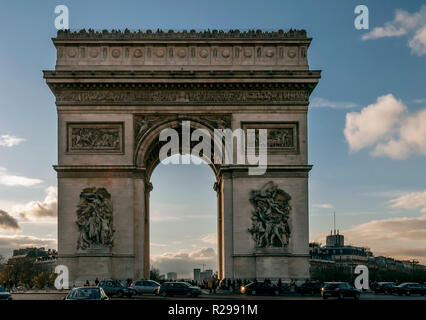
left=44, top=29, right=320, bottom=285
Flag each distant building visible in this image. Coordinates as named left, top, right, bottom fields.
left=326, top=231, right=344, bottom=247
left=193, top=268, right=201, bottom=281
left=199, top=269, right=213, bottom=280
left=167, top=272, right=177, bottom=281
left=309, top=231, right=425, bottom=276
left=8, top=247, right=57, bottom=272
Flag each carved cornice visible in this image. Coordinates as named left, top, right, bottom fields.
left=50, top=82, right=315, bottom=106
left=55, top=29, right=309, bottom=41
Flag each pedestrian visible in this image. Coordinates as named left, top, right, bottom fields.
left=212, top=279, right=217, bottom=294
left=208, top=279, right=213, bottom=294
left=95, top=277, right=99, bottom=286
left=85, top=280, right=90, bottom=286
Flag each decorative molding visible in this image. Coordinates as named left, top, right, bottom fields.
left=56, top=88, right=310, bottom=106
left=134, top=113, right=232, bottom=147
left=76, top=187, right=115, bottom=250
left=248, top=182, right=291, bottom=248
left=242, top=122, right=299, bottom=154
left=55, top=29, right=309, bottom=40
left=67, top=122, right=124, bottom=154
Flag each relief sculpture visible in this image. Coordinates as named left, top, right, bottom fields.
left=248, top=182, right=291, bottom=248
left=76, top=187, right=115, bottom=250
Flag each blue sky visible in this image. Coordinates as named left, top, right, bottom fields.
left=0, top=0, right=426, bottom=277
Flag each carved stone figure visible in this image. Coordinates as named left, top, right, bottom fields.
left=248, top=182, right=291, bottom=248
left=71, top=127, right=120, bottom=151
left=76, top=187, right=114, bottom=250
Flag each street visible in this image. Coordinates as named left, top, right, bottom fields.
left=10, top=291, right=426, bottom=301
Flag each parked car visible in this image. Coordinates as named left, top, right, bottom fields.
left=130, top=280, right=160, bottom=295
left=374, top=282, right=395, bottom=295
left=0, top=286, right=12, bottom=300
left=157, top=282, right=201, bottom=297
left=98, top=280, right=136, bottom=298
left=65, top=287, right=109, bottom=300
left=297, top=281, right=323, bottom=296
left=240, top=282, right=282, bottom=296
left=393, top=283, right=426, bottom=296
left=321, top=282, right=360, bottom=300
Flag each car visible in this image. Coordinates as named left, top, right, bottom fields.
left=321, top=282, right=360, bottom=300
left=65, top=287, right=109, bottom=300
left=240, top=282, right=282, bottom=296
left=157, top=282, right=202, bottom=297
left=373, top=282, right=395, bottom=295
left=130, top=280, right=160, bottom=295
left=393, top=283, right=426, bottom=296
left=98, top=280, right=136, bottom=298
left=0, top=286, right=12, bottom=300
left=297, top=281, right=323, bottom=296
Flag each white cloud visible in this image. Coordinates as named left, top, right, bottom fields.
left=200, top=233, right=217, bottom=244
left=151, top=247, right=217, bottom=278
left=344, top=94, right=406, bottom=152
left=13, top=186, right=57, bottom=219
left=0, top=167, right=43, bottom=187
left=409, top=25, right=426, bottom=55
left=412, top=98, right=426, bottom=104
left=0, top=134, right=26, bottom=147
left=372, top=108, right=426, bottom=159
left=344, top=94, right=426, bottom=159
left=312, top=203, right=334, bottom=209
left=362, top=5, right=426, bottom=55
left=388, top=190, right=426, bottom=213
left=310, top=98, right=359, bottom=109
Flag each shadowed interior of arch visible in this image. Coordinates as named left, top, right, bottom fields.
left=149, top=154, right=218, bottom=280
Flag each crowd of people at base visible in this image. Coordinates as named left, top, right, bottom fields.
left=80, top=277, right=298, bottom=293
left=183, top=278, right=297, bottom=293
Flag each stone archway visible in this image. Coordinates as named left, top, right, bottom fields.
left=44, top=29, right=320, bottom=286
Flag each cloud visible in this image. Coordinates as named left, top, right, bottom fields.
left=151, top=247, right=217, bottom=278
left=412, top=98, right=426, bottom=104
left=372, top=108, right=426, bottom=159
left=0, top=235, right=57, bottom=250
left=409, top=25, right=426, bottom=55
left=389, top=190, right=426, bottom=213
left=310, top=98, right=359, bottom=109
left=0, top=210, right=21, bottom=231
left=0, top=167, right=43, bottom=187
left=313, top=215, right=426, bottom=264
left=344, top=94, right=406, bottom=152
left=312, top=203, right=334, bottom=209
left=200, top=233, right=217, bottom=244
left=0, top=134, right=26, bottom=147
left=344, top=94, right=426, bottom=159
left=362, top=5, right=426, bottom=55
left=14, top=186, right=57, bottom=219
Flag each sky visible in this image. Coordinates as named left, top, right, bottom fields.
left=0, top=0, right=426, bottom=278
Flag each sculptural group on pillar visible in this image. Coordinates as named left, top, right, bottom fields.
left=248, top=182, right=291, bottom=248
left=76, top=187, right=115, bottom=250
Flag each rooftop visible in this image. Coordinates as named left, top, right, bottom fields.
left=55, top=28, right=309, bottom=41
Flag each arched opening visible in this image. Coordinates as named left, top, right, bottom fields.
left=134, top=119, right=225, bottom=281
left=149, top=155, right=218, bottom=281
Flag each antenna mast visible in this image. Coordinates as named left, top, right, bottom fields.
left=333, top=211, right=336, bottom=234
